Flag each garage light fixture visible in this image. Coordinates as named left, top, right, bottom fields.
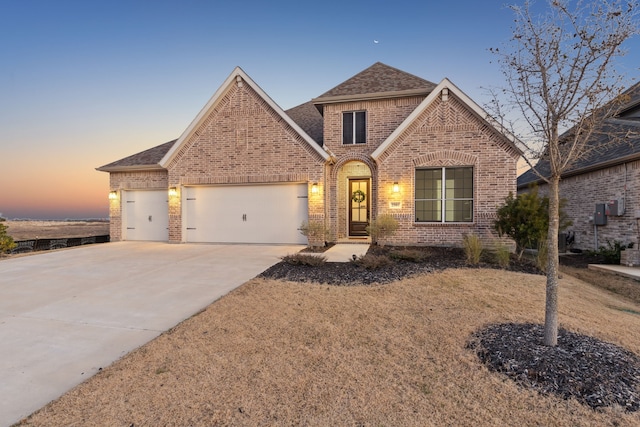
left=392, top=182, right=400, bottom=193
left=108, top=191, right=118, bottom=200
left=311, top=183, right=318, bottom=194
left=168, top=187, right=178, bottom=197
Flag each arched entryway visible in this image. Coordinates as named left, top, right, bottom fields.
left=335, top=160, right=373, bottom=240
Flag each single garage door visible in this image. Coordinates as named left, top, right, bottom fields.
left=123, top=190, right=169, bottom=241
left=184, top=183, right=308, bottom=244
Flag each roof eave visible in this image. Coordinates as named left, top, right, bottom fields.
left=95, top=164, right=166, bottom=173
left=517, top=151, right=640, bottom=189
left=312, top=88, right=433, bottom=106
left=371, top=78, right=524, bottom=160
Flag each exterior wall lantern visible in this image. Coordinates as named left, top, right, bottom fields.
left=108, top=191, right=118, bottom=200
left=311, top=183, right=319, bottom=194
left=168, top=187, right=178, bottom=197
left=392, top=182, right=400, bottom=193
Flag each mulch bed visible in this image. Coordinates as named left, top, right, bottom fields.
left=259, top=246, right=541, bottom=285
left=468, top=323, right=640, bottom=412
left=260, top=245, right=640, bottom=413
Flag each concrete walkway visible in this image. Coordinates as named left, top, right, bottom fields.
left=323, top=243, right=370, bottom=262
left=588, top=263, right=640, bottom=280
left=0, top=242, right=303, bottom=427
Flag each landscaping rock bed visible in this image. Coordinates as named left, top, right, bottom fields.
left=468, top=323, right=640, bottom=412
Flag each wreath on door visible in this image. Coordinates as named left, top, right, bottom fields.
left=351, top=189, right=366, bottom=203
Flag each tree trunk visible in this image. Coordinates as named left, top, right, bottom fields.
left=544, top=175, right=560, bottom=346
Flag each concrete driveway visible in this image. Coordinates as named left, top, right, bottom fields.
left=0, top=241, right=302, bottom=426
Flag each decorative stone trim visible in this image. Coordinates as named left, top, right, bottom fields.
left=413, top=151, right=478, bottom=167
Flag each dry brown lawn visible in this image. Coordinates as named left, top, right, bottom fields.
left=17, top=269, right=640, bottom=427
left=3, top=220, right=109, bottom=240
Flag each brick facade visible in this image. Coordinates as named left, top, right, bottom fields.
left=108, top=170, right=168, bottom=241
left=165, top=77, right=325, bottom=242
left=527, top=160, right=640, bottom=251
left=104, top=66, right=520, bottom=247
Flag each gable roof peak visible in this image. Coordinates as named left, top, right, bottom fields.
left=312, top=62, right=437, bottom=106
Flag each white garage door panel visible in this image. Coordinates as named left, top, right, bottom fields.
left=185, top=184, right=308, bottom=244
left=124, top=190, right=169, bottom=241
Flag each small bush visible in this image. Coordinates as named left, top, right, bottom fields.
left=463, top=234, right=483, bottom=266
left=597, top=240, right=626, bottom=264
left=389, top=248, right=427, bottom=263
left=352, top=254, right=393, bottom=270
left=366, top=214, right=399, bottom=247
left=281, top=253, right=326, bottom=266
left=0, top=223, right=16, bottom=255
left=299, top=220, right=328, bottom=247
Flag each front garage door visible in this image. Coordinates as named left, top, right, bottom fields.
left=123, top=190, right=169, bottom=241
left=184, top=184, right=308, bottom=244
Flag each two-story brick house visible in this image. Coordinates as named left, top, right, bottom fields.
left=97, top=62, right=520, bottom=246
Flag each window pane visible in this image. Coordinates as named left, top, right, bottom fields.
left=343, top=113, right=353, bottom=144
left=416, top=200, right=441, bottom=222
left=445, top=200, right=473, bottom=222
left=355, top=111, right=366, bottom=144
left=445, top=168, right=473, bottom=199
left=416, top=169, right=441, bottom=199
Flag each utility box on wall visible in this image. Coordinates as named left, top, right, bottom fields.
left=595, top=203, right=607, bottom=225
left=605, top=199, right=625, bottom=216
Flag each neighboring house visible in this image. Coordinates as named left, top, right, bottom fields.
left=517, top=82, right=640, bottom=251
left=97, top=62, right=520, bottom=246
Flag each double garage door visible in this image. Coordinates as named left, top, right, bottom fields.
left=124, top=184, right=308, bottom=244
left=184, top=183, right=308, bottom=244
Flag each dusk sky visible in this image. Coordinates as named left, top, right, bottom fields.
left=1, top=0, right=638, bottom=219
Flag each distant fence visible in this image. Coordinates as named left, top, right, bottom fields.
left=10, top=235, right=110, bottom=254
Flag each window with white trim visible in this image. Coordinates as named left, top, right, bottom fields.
left=342, top=111, right=366, bottom=144
left=415, top=167, right=473, bottom=222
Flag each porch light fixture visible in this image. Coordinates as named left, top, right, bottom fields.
left=311, top=183, right=319, bottom=194
left=168, top=187, right=178, bottom=197
left=108, top=191, right=118, bottom=200
left=392, top=182, right=400, bottom=193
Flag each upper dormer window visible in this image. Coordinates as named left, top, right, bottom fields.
left=343, top=111, right=366, bottom=144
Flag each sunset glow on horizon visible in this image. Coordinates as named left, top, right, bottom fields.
left=2, top=1, right=638, bottom=220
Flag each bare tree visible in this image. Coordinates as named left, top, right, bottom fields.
left=490, top=0, right=638, bottom=346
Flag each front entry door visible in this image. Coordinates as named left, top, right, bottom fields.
left=349, top=179, right=369, bottom=236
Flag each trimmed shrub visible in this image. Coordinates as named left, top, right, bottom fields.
left=352, top=254, right=393, bottom=270
left=366, top=214, right=399, bottom=247
left=494, top=187, right=571, bottom=259
left=299, top=220, right=328, bottom=247
left=281, top=253, right=326, bottom=266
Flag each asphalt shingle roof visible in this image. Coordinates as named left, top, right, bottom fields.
left=518, top=82, right=640, bottom=188
left=285, top=101, right=324, bottom=145
left=96, top=139, right=176, bottom=171
left=313, top=62, right=436, bottom=101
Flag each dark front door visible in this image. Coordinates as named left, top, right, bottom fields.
left=349, top=179, right=369, bottom=236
